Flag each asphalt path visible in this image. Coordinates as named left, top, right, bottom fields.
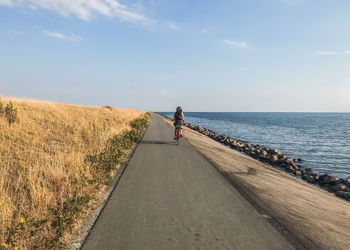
left=82, top=114, right=293, bottom=250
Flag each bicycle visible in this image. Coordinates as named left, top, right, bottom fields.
left=174, top=124, right=183, bottom=145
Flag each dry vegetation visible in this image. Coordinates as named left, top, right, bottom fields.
left=0, top=96, right=148, bottom=249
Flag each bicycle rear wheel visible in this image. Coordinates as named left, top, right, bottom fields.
left=175, top=129, right=181, bottom=145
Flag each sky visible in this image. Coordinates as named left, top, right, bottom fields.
left=0, top=0, right=350, bottom=112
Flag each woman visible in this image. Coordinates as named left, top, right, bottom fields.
left=173, top=106, right=184, bottom=139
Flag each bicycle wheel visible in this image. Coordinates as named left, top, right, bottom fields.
left=175, top=129, right=180, bottom=145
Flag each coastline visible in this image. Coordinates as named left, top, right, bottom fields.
left=157, top=114, right=350, bottom=249
left=162, top=112, right=350, bottom=180
left=157, top=113, right=350, bottom=200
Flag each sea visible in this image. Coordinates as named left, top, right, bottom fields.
left=159, top=112, right=350, bottom=179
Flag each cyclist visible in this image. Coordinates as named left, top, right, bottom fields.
left=173, top=106, right=184, bottom=140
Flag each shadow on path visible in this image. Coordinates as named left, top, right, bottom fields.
left=141, top=140, right=177, bottom=145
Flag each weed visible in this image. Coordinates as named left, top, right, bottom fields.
left=0, top=99, right=4, bottom=116
left=102, top=106, right=113, bottom=110
left=47, top=191, right=92, bottom=248
left=5, top=134, right=14, bottom=141
left=5, top=217, right=27, bottom=247
left=4, top=102, right=18, bottom=124
left=86, top=112, right=151, bottom=185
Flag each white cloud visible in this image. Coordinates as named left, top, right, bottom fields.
left=201, top=29, right=208, bottom=33
left=344, top=51, right=350, bottom=54
left=314, top=51, right=336, bottom=56
left=43, top=30, right=82, bottom=42
left=0, top=0, right=153, bottom=24
left=0, top=0, right=14, bottom=6
left=223, top=40, right=249, bottom=49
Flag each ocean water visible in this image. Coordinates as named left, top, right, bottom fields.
left=160, top=112, right=350, bottom=179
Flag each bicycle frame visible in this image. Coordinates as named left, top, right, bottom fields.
left=175, top=128, right=182, bottom=144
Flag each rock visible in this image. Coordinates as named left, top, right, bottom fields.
left=262, top=148, right=269, bottom=154
left=306, top=175, right=315, bottom=183
left=251, top=151, right=259, bottom=158
left=244, top=148, right=251, bottom=154
left=318, top=174, right=332, bottom=186
left=345, top=178, right=350, bottom=187
left=279, top=155, right=287, bottom=163
left=295, top=170, right=302, bottom=176
left=286, top=165, right=295, bottom=172
left=279, top=163, right=286, bottom=169
left=285, top=158, right=294, bottom=165
left=302, top=174, right=315, bottom=183
left=335, top=191, right=350, bottom=201
left=269, top=154, right=279, bottom=162
left=259, top=150, right=268, bottom=158
left=293, top=164, right=300, bottom=170
left=304, top=168, right=313, bottom=175
left=329, top=177, right=343, bottom=186
left=267, top=149, right=277, bottom=154
left=329, top=184, right=349, bottom=192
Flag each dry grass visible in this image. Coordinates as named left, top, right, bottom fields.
left=0, top=96, right=146, bottom=249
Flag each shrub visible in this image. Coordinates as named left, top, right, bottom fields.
left=102, top=106, right=113, bottom=110
left=0, top=99, right=4, bottom=116
left=86, top=112, right=151, bottom=185
left=5, top=102, right=18, bottom=124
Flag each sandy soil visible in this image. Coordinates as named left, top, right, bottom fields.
left=160, top=115, right=350, bottom=250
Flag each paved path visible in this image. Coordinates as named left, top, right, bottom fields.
left=82, top=114, right=293, bottom=250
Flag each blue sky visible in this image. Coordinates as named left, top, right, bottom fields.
left=0, top=0, right=349, bottom=111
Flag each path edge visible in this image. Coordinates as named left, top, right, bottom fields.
left=67, top=114, right=152, bottom=250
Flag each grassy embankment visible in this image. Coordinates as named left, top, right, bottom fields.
left=0, top=97, right=150, bottom=249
